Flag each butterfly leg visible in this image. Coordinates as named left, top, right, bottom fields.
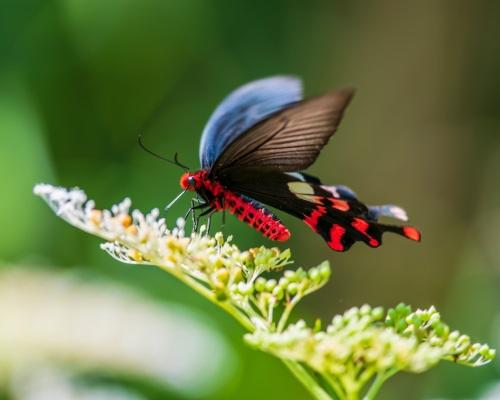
left=190, top=194, right=204, bottom=231
left=197, top=207, right=216, bottom=235
left=185, top=198, right=210, bottom=234
left=184, top=198, right=205, bottom=220
left=206, top=214, right=212, bottom=235
left=220, top=197, right=226, bottom=233
left=194, top=206, right=212, bottom=233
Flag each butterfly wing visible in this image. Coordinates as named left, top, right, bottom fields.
left=199, top=76, right=303, bottom=169
left=210, top=88, right=354, bottom=176
left=219, top=170, right=420, bottom=251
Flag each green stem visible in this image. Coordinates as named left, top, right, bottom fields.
left=277, top=294, right=302, bottom=332
left=157, top=262, right=332, bottom=400
left=362, top=368, right=399, bottom=400
left=321, top=373, right=347, bottom=400
left=159, top=264, right=256, bottom=332
left=282, top=359, right=333, bottom=400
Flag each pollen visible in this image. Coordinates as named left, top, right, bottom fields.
left=126, top=224, right=138, bottom=235
left=118, top=213, right=132, bottom=227
left=128, top=249, right=143, bottom=262
left=89, top=209, right=102, bottom=226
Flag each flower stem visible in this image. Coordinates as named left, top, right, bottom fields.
left=164, top=262, right=332, bottom=399
left=282, top=359, right=333, bottom=400
left=157, top=264, right=256, bottom=332
left=321, top=373, right=347, bottom=400
left=362, top=368, right=398, bottom=400
left=277, top=295, right=301, bottom=332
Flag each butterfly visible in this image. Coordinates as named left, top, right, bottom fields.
left=158, top=76, right=421, bottom=252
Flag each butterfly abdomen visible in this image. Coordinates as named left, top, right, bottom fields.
left=201, top=177, right=290, bottom=241
left=224, top=193, right=291, bottom=241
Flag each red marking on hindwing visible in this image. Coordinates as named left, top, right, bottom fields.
left=330, top=199, right=350, bottom=211
left=351, top=218, right=380, bottom=247
left=304, top=206, right=327, bottom=232
left=328, top=224, right=346, bottom=251
left=351, top=217, right=369, bottom=232
left=403, top=226, right=421, bottom=242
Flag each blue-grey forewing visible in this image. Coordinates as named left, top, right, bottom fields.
left=199, top=76, right=303, bottom=169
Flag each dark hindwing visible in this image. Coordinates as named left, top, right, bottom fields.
left=219, top=170, right=420, bottom=252
left=210, top=88, right=355, bottom=175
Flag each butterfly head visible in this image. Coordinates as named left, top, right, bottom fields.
left=180, top=171, right=206, bottom=191
left=180, top=172, right=196, bottom=191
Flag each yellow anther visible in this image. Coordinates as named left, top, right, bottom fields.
left=118, top=214, right=132, bottom=227
left=126, top=225, right=138, bottom=235
left=128, top=249, right=143, bottom=262
left=89, top=209, right=102, bottom=225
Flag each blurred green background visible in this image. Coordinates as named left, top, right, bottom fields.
left=1, top=1, right=500, bottom=399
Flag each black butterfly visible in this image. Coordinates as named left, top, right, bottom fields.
left=164, top=76, right=420, bottom=251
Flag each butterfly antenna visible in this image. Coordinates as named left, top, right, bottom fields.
left=174, top=152, right=190, bottom=171
left=137, top=133, right=189, bottom=171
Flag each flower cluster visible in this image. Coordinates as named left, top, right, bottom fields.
left=33, top=184, right=329, bottom=332
left=246, top=304, right=495, bottom=398
left=34, top=184, right=495, bottom=400
left=385, top=303, right=495, bottom=366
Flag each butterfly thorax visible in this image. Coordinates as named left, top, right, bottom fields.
left=180, top=170, right=290, bottom=241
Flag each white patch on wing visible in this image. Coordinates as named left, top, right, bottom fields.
left=388, top=205, right=408, bottom=221
left=320, top=185, right=340, bottom=198
left=287, top=182, right=314, bottom=195
left=287, top=182, right=320, bottom=203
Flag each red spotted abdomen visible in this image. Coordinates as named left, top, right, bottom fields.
left=220, top=192, right=290, bottom=241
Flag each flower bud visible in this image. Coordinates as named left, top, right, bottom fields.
left=284, top=270, right=296, bottom=281
left=287, top=282, right=299, bottom=296
left=215, top=268, right=230, bottom=284
left=272, top=286, right=284, bottom=300
left=237, top=282, right=254, bottom=296
left=232, top=267, right=243, bottom=283
left=255, top=277, right=267, bottom=292
left=319, top=262, right=331, bottom=280
left=265, top=279, right=277, bottom=292
left=279, top=277, right=289, bottom=289
left=214, top=232, right=224, bottom=245
left=372, top=307, right=384, bottom=320
left=214, top=282, right=228, bottom=301
left=309, top=268, right=321, bottom=284
left=360, top=304, right=371, bottom=316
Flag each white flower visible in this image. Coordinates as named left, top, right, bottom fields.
left=11, top=366, right=146, bottom=400
left=0, top=267, right=233, bottom=397
left=33, top=184, right=326, bottom=332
